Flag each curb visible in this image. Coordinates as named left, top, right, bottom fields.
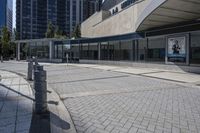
left=47, top=84, right=77, bottom=133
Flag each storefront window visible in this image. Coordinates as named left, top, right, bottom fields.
left=138, top=39, right=147, bottom=61
left=71, top=44, right=80, bottom=58
left=121, top=40, right=133, bottom=61
left=191, top=32, right=200, bottom=64
left=80, top=43, right=89, bottom=59
left=29, top=42, right=37, bottom=58
left=147, top=37, right=165, bottom=62
left=29, top=41, right=49, bottom=59
left=100, top=42, right=109, bottom=60
left=88, top=43, right=98, bottom=60
left=109, top=41, right=120, bottom=61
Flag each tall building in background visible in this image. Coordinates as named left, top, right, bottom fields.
left=83, top=0, right=97, bottom=21
left=0, top=0, right=13, bottom=35
left=16, top=0, right=93, bottom=40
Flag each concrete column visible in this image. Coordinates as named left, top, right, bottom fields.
left=131, top=40, right=134, bottom=61
left=119, top=41, right=122, bottom=60
left=17, top=43, right=20, bottom=61
left=165, top=37, right=168, bottom=64
left=186, top=34, right=190, bottom=65
left=98, top=43, right=101, bottom=60
left=49, top=41, right=53, bottom=62
left=134, top=40, right=138, bottom=61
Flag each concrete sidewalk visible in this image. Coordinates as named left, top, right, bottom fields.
left=0, top=69, right=77, bottom=133
left=70, top=63, right=200, bottom=84
left=0, top=70, right=33, bottom=133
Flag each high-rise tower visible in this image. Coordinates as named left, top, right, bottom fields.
left=0, top=0, right=13, bottom=35
left=16, top=0, right=87, bottom=39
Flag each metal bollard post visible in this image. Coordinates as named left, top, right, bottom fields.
left=33, top=57, right=39, bottom=66
left=33, top=57, right=39, bottom=80
left=34, top=65, right=48, bottom=114
left=27, top=59, right=33, bottom=80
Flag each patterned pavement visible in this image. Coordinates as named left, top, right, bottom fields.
left=46, top=65, right=200, bottom=133
left=0, top=62, right=200, bottom=133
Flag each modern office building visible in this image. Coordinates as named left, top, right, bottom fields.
left=83, top=0, right=98, bottom=21
left=15, top=0, right=200, bottom=66
left=16, top=0, right=98, bottom=40
left=0, top=0, right=13, bottom=35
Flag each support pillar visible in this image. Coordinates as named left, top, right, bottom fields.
left=135, top=40, right=138, bottom=61
left=131, top=40, right=134, bottom=61
left=49, top=41, right=53, bottom=62
left=17, top=43, right=20, bottom=61
left=98, top=43, right=101, bottom=60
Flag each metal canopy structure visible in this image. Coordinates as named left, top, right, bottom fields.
left=136, top=0, right=200, bottom=31
left=15, top=32, right=145, bottom=45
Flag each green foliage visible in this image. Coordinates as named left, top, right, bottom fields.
left=45, top=21, right=68, bottom=39
left=0, top=27, right=11, bottom=59
left=54, top=26, right=67, bottom=39
left=72, top=24, right=81, bottom=39
left=45, top=21, right=55, bottom=38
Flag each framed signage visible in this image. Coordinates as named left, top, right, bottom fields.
left=167, top=36, right=186, bottom=58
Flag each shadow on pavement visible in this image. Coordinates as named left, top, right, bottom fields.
left=0, top=84, right=70, bottom=133
left=50, top=112, right=71, bottom=130
left=0, top=85, right=33, bottom=133
left=29, top=111, right=70, bottom=133
left=0, top=84, right=35, bottom=102
left=29, top=111, right=50, bottom=133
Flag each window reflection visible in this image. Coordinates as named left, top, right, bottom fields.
left=191, top=32, right=200, bottom=64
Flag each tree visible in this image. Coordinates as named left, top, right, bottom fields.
left=72, top=24, right=81, bottom=39
left=54, top=25, right=62, bottom=38
left=45, top=21, right=55, bottom=38
left=54, top=25, right=68, bottom=39
left=0, top=27, right=11, bottom=61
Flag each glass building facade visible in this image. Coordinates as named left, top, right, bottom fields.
left=0, top=0, right=13, bottom=35
left=16, top=0, right=96, bottom=40
left=0, top=0, right=7, bottom=32
left=16, top=20, right=200, bottom=66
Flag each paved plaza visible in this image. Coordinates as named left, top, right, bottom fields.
left=0, top=61, right=200, bottom=133
left=46, top=65, right=200, bottom=133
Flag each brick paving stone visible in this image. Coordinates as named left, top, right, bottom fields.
left=4, top=63, right=200, bottom=133
left=105, top=125, right=114, bottom=132
left=147, top=124, right=155, bottom=132
left=1, top=62, right=200, bottom=133
left=128, top=127, right=138, bottom=133
left=85, top=126, right=97, bottom=133
left=172, top=126, right=180, bottom=133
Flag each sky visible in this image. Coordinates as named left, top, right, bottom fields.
left=12, top=0, right=16, bottom=29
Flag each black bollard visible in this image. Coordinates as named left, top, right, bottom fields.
left=27, top=59, right=33, bottom=80
left=34, top=65, right=48, bottom=114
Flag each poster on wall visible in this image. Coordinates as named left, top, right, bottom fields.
left=168, top=36, right=186, bottom=58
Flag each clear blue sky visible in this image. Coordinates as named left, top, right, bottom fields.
left=13, top=0, right=16, bottom=29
